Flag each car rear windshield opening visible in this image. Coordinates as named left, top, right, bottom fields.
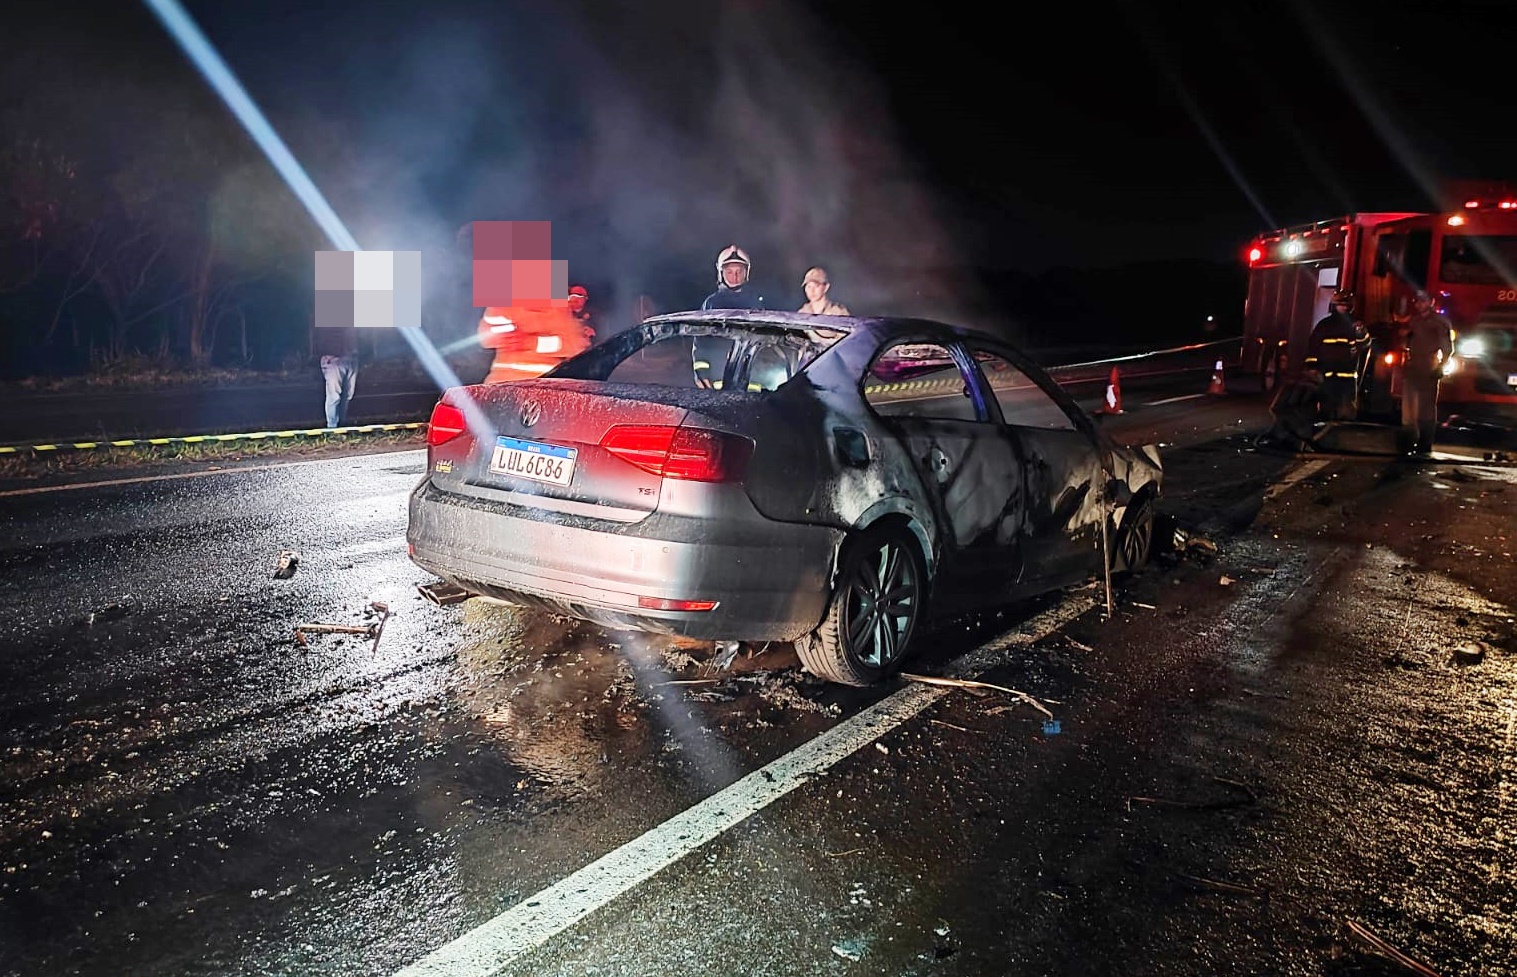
left=553, top=323, right=846, bottom=393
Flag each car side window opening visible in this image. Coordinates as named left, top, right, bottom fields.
left=863, top=342, right=981, bottom=422
left=971, top=349, right=1077, bottom=431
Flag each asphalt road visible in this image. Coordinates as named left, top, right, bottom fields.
left=2, top=385, right=1515, bottom=976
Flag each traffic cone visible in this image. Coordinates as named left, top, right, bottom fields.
left=1207, top=359, right=1227, bottom=396
left=1097, top=366, right=1123, bottom=414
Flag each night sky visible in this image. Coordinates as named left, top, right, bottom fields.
left=8, top=0, right=1515, bottom=329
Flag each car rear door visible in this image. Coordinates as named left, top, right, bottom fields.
left=862, top=339, right=1025, bottom=608
left=965, top=342, right=1110, bottom=590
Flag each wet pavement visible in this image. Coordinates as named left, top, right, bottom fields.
left=2, top=389, right=1515, bottom=976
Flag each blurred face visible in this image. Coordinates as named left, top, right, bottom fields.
left=722, top=262, right=748, bottom=288
left=1332, top=300, right=1350, bottom=313
left=1414, top=296, right=1433, bottom=313
left=568, top=289, right=587, bottom=313
left=803, top=273, right=829, bottom=302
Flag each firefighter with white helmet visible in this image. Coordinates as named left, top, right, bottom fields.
left=694, top=245, right=765, bottom=388
left=701, top=245, right=765, bottom=311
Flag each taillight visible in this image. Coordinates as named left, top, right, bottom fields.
left=1383, top=352, right=1398, bottom=366
left=426, top=401, right=469, bottom=447
left=600, top=425, right=754, bottom=482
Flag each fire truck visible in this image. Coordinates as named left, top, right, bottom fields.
left=1240, top=186, right=1517, bottom=423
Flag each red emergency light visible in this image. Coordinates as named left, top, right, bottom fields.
left=1247, top=246, right=1263, bottom=265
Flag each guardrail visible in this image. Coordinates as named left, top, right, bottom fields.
left=1042, top=336, right=1242, bottom=388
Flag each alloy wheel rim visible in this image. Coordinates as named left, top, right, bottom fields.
left=844, top=541, right=918, bottom=667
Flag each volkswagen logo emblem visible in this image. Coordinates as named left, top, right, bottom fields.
left=520, top=401, right=542, bottom=428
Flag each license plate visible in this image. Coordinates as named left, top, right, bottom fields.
left=1508, top=373, right=1517, bottom=387
left=489, top=436, right=577, bottom=486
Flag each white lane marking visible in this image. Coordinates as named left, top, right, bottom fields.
left=1142, top=393, right=1209, bottom=406
left=394, top=594, right=1096, bottom=977
left=0, top=449, right=425, bottom=498
left=1262, top=458, right=1332, bottom=502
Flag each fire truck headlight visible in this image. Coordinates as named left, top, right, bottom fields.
left=1456, top=337, right=1485, bottom=358
left=1442, top=355, right=1460, bottom=377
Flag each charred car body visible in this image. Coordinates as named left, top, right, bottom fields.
left=407, top=311, right=1162, bottom=686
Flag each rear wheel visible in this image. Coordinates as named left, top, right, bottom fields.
left=1114, top=492, right=1155, bottom=574
left=796, top=524, right=926, bottom=686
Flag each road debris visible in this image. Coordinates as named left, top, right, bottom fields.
left=1175, top=873, right=1265, bottom=899
left=1344, top=919, right=1445, bottom=977
left=1127, top=776, right=1257, bottom=811
left=272, top=550, right=299, bottom=579
left=417, top=581, right=472, bottom=606
left=85, top=599, right=135, bottom=626
left=901, top=673, right=1054, bottom=721
left=1219, top=575, right=1236, bottom=586
left=1450, top=641, right=1488, bottom=665
left=831, top=942, right=864, bottom=962
left=709, top=640, right=742, bottom=671
left=366, top=601, right=392, bottom=653
left=1131, top=601, right=1158, bottom=610
left=928, top=719, right=975, bottom=733
left=294, top=622, right=375, bottom=637
left=293, top=602, right=392, bottom=653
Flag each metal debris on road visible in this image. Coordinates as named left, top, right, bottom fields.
left=1131, top=601, right=1158, bottom=610
left=1344, top=919, right=1446, bottom=977
left=709, top=640, right=742, bottom=671
left=928, top=719, right=976, bottom=733
left=1127, top=777, right=1258, bottom=811
left=900, top=672, right=1054, bottom=720
left=1219, top=576, right=1236, bottom=586
left=272, top=550, right=299, bottom=579
left=831, top=942, right=864, bottom=962
left=292, top=602, right=392, bottom=653
left=85, top=600, right=134, bottom=626
left=1175, top=873, right=1265, bottom=899
left=293, top=622, right=375, bottom=636
left=366, top=601, right=392, bottom=654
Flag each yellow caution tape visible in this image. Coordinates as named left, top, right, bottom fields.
left=0, top=422, right=426, bottom=455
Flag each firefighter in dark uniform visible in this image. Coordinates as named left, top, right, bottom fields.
left=1400, top=290, right=1453, bottom=456
left=1304, top=290, right=1368, bottom=421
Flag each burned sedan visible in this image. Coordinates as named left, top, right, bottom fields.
left=407, top=311, right=1161, bottom=686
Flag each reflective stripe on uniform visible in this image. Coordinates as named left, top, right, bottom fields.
left=492, top=360, right=554, bottom=374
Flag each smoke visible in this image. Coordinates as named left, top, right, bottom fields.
left=249, top=0, right=986, bottom=335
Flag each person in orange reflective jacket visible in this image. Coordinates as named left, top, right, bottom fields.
left=477, top=301, right=591, bottom=384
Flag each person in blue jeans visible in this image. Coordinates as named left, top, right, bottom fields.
left=315, top=324, right=359, bottom=428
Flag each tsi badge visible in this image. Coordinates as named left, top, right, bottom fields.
left=434, top=459, right=454, bottom=473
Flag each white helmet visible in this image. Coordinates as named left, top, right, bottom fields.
left=715, top=245, right=751, bottom=281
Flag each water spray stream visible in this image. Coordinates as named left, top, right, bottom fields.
left=142, top=0, right=495, bottom=439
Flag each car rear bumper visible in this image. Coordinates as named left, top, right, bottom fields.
left=406, top=479, right=843, bottom=641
